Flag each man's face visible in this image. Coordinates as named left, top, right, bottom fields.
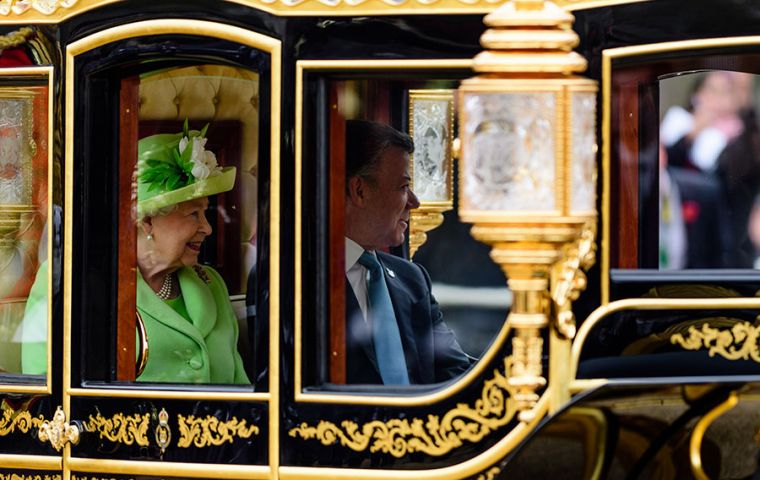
left=361, top=146, right=420, bottom=250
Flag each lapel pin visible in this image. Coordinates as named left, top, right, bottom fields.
left=386, top=268, right=396, bottom=278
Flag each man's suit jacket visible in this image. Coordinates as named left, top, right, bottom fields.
left=345, top=251, right=471, bottom=384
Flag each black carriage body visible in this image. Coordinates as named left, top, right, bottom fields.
left=0, top=1, right=759, bottom=479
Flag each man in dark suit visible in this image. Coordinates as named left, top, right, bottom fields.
left=344, top=120, right=471, bottom=385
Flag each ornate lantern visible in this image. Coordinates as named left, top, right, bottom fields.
left=458, top=0, right=598, bottom=421
left=407, top=89, right=455, bottom=258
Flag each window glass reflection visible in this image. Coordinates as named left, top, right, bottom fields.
left=660, top=70, right=760, bottom=268
left=0, top=84, right=49, bottom=378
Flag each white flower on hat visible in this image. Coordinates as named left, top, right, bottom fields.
left=179, top=135, right=221, bottom=181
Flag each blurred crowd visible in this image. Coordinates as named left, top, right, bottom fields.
left=660, top=71, right=760, bottom=269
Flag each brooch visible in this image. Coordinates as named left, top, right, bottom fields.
left=193, top=265, right=211, bottom=284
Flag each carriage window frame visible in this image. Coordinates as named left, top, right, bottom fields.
left=0, top=67, right=54, bottom=394
left=602, top=38, right=760, bottom=304
left=64, top=20, right=280, bottom=400
left=294, top=59, right=512, bottom=405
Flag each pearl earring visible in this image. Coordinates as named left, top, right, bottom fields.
left=146, top=233, right=153, bottom=241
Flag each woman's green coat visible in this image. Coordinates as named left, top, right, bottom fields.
left=137, top=265, right=249, bottom=384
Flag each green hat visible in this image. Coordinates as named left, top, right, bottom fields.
left=137, top=122, right=236, bottom=217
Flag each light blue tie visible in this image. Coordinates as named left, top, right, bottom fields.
left=357, top=251, right=410, bottom=385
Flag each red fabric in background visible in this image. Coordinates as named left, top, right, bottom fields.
left=0, top=47, right=32, bottom=67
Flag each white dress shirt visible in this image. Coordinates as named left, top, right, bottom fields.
left=345, top=237, right=373, bottom=321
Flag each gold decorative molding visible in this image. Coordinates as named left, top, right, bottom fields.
left=289, top=357, right=518, bottom=457
left=72, top=477, right=126, bottom=480
left=476, top=466, right=501, bottom=480
left=176, top=414, right=259, bottom=448
left=0, top=0, right=77, bottom=16
left=0, top=0, right=651, bottom=22
left=0, top=475, right=61, bottom=480
left=409, top=207, right=448, bottom=258
left=0, top=408, right=44, bottom=437
left=37, top=406, right=80, bottom=452
left=671, top=321, right=760, bottom=362
left=551, top=220, right=597, bottom=339
left=83, top=412, right=150, bottom=447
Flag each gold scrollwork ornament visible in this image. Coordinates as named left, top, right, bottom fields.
left=476, top=466, right=502, bottom=480
left=0, top=408, right=44, bottom=436
left=671, top=321, right=760, bottom=362
left=84, top=412, right=150, bottom=447
left=551, top=221, right=596, bottom=339
left=154, top=408, right=171, bottom=455
left=0, top=475, right=61, bottom=480
left=37, top=406, right=80, bottom=452
left=289, top=357, right=518, bottom=457
left=177, top=414, right=259, bottom=448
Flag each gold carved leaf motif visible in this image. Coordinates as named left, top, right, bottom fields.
left=0, top=408, right=44, bottom=436
left=83, top=412, right=150, bottom=447
left=671, top=321, right=760, bottom=362
left=0, top=0, right=78, bottom=16
left=0, top=474, right=61, bottom=480
left=176, top=414, right=259, bottom=448
left=476, top=466, right=501, bottom=480
left=72, top=477, right=129, bottom=480
left=289, top=358, right=518, bottom=457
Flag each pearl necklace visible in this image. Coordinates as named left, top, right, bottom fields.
left=156, top=273, right=174, bottom=300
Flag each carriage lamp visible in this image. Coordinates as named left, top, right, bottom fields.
left=407, top=89, right=455, bottom=258
left=458, top=0, right=598, bottom=422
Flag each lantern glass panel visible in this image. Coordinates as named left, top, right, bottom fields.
left=462, top=91, right=557, bottom=212
left=571, top=90, right=597, bottom=213
left=410, top=94, right=454, bottom=203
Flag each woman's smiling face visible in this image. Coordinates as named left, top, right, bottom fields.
left=147, top=197, right=212, bottom=270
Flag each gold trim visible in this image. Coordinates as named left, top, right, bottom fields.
left=295, top=59, right=517, bottom=407
left=0, top=475, right=61, bottom=480
left=0, top=408, right=44, bottom=436
left=71, top=476, right=126, bottom=480
left=690, top=392, right=739, bottom=480
left=82, top=412, right=150, bottom=447
left=280, top=393, right=548, bottom=479
left=671, top=321, right=760, bottom=362
left=0, top=454, right=61, bottom=470
left=134, top=311, right=148, bottom=378
left=600, top=35, right=760, bottom=304
left=66, top=388, right=269, bottom=401
left=67, top=458, right=270, bottom=479
left=570, top=297, right=760, bottom=379
left=176, top=414, right=259, bottom=448
left=0, top=66, right=55, bottom=395
left=0, top=0, right=653, bottom=22
left=289, top=356, right=519, bottom=457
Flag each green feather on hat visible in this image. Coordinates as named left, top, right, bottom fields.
left=137, top=120, right=236, bottom=217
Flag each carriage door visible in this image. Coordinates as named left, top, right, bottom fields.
left=60, top=19, right=279, bottom=480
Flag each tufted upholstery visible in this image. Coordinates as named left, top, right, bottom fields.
left=139, top=64, right=260, bottom=176
left=139, top=65, right=260, bottom=288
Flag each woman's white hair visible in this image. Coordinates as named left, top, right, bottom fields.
left=138, top=203, right=178, bottom=223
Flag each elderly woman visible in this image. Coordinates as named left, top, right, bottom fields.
left=135, top=123, right=249, bottom=384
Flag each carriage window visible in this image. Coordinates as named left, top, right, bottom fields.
left=0, top=80, right=51, bottom=380
left=300, top=74, right=508, bottom=389
left=659, top=70, right=760, bottom=269
left=126, top=65, right=260, bottom=385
